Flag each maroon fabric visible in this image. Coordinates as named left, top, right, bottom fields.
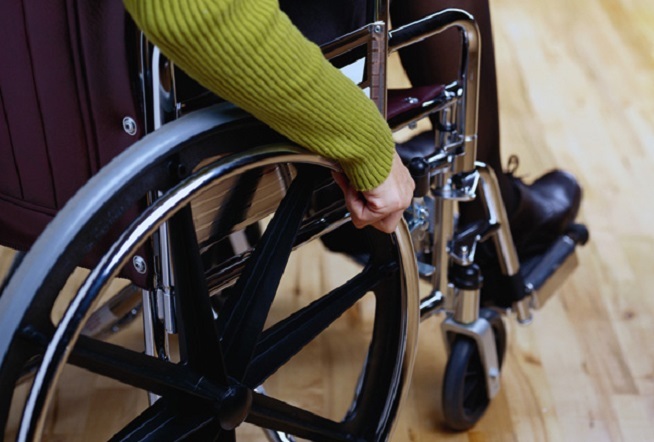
left=386, top=84, right=446, bottom=120
left=0, top=0, right=142, bottom=252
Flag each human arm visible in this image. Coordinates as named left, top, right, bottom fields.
left=123, top=0, right=413, bottom=230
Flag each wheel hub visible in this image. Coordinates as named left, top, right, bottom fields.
left=217, top=382, right=253, bottom=430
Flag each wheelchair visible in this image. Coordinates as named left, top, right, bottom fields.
left=0, top=0, right=588, bottom=440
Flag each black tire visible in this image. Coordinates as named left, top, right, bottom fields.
left=441, top=308, right=506, bottom=431
left=0, top=105, right=419, bottom=441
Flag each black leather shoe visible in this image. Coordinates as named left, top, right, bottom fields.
left=471, top=167, right=583, bottom=308
left=508, top=170, right=582, bottom=258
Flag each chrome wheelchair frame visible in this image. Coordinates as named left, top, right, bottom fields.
left=0, top=1, right=587, bottom=440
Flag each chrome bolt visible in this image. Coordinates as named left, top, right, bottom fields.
left=459, top=245, right=469, bottom=257
left=132, top=255, right=147, bottom=274
left=373, top=24, right=383, bottom=34
left=122, top=117, right=138, bottom=136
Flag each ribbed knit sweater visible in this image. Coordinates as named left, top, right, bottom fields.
left=123, top=0, right=394, bottom=191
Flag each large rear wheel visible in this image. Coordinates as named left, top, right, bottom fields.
left=0, top=106, right=419, bottom=441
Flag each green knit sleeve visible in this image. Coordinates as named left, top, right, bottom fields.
left=123, top=0, right=394, bottom=191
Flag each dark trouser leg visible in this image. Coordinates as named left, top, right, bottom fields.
left=390, top=0, right=518, bottom=213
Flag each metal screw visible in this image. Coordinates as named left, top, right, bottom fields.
left=373, top=24, right=383, bottom=34
left=132, top=255, right=147, bottom=274
left=459, top=245, right=469, bottom=257
left=404, top=96, right=419, bottom=105
left=122, top=117, right=138, bottom=136
left=489, top=367, right=500, bottom=379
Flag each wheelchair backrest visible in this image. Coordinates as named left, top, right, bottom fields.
left=0, top=0, right=142, bottom=251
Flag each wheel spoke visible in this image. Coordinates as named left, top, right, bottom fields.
left=245, top=264, right=391, bottom=387
left=248, top=391, right=361, bottom=442
left=168, top=205, right=228, bottom=381
left=109, top=398, right=217, bottom=441
left=217, top=169, right=317, bottom=379
left=70, top=335, right=225, bottom=402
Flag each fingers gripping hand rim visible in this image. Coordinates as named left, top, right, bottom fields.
left=333, top=153, right=415, bottom=234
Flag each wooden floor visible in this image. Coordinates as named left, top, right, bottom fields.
left=3, top=0, right=654, bottom=440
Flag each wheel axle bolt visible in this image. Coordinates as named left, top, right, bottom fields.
left=219, top=385, right=253, bottom=431
left=132, top=256, right=147, bottom=274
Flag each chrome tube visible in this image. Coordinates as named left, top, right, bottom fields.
left=388, top=9, right=482, bottom=317
left=369, top=22, right=389, bottom=117
left=389, top=9, right=481, bottom=175
left=141, top=289, right=162, bottom=404
left=419, top=291, right=444, bottom=320
left=139, top=36, right=178, bottom=135
left=475, top=163, right=519, bottom=275
left=321, top=24, right=382, bottom=60
left=372, top=0, right=390, bottom=24
left=150, top=44, right=180, bottom=334
left=454, top=288, right=480, bottom=325
left=431, top=172, right=455, bottom=305
left=320, top=21, right=389, bottom=116
left=476, top=163, right=533, bottom=323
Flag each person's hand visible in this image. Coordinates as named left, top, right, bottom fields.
left=333, top=152, right=415, bottom=234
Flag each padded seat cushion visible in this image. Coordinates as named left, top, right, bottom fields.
left=386, top=84, right=446, bottom=120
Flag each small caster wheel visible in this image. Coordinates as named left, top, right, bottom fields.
left=442, top=308, right=506, bottom=431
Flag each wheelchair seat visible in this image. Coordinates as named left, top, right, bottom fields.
left=387, top=84, right=446, bottom=121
